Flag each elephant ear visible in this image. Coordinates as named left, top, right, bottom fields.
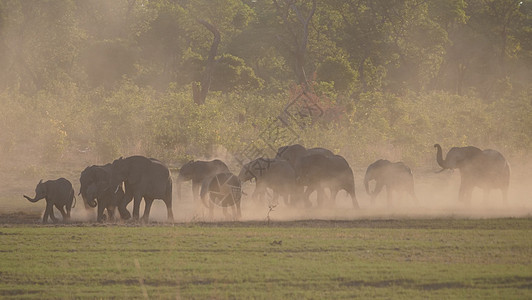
left=94, top=168, right=111, bottom=190
left=453, top=146, right=482, bottom=168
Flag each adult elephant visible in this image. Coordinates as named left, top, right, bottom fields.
left=364, top=159, right=418, bottom=205
left=23, top=178, right=75, bottom=223
left=110, top=156, right=174, bottom=222
left=79, top=164, right=129, bottom=222
left=238, top=157, right=301, bottom=207
left=275, top=144, right=334, bottom=168
left=434, top=144, right=510, bottom=202
left=275, top=144, right=335, bottom=206
left=200, top=172, right=242, bottom=220
left=296, top=154, right=359, bottom=208
left=176, top=159, right=230, bottom=208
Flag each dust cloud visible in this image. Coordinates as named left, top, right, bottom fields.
left=146, top=157, right=532, bottom=223
left=0, top=145, right=530, bottom=223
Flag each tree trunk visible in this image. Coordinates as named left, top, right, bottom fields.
left=193, top=19, right=220, bottom=105
left=273, top=0, right=316, bottom=89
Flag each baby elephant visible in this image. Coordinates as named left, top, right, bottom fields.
left=364, top=159, right=418, bottom=205
left=23, top=178, right=76, bottom=223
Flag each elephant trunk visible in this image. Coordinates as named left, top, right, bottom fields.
left=117, top=204, right=131, bottom=220
left=80, top=189, right=97, bottom=208
left=434, top=144, right=448, bottom=169
left=86, top=197, right=97, bottom=208
left=23, top=195, right=42, bottom=203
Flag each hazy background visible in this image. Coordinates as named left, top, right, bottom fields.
left=0, top=0, right=530, bottom=221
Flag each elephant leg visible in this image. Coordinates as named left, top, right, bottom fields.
left=316, top=187, right=329, bottom=207
left=350, top=192, right=360, bottom=209
left=230, top=205, right=237, bottom=221
left=107, top=206, right=116, bottom=221
left=57, top=205, right=68, bottom=222
left=43, top=202, right=53, bottom=223
left=132, top=194, right=143, bottom=220
left=118, top=191, right=133, bottom=220
left=164, top=200, right=174, bottom=223
left=372, top=182, right=384, bottom=204
left=208, top=200, right=214, bottom=220
left=408, top=185, right=419, bottom=204
left=283, top=190, right=292, bottom=207
left=459, top=178, right=474, bottom=203
left=48, top=203, right=58, bottom=223
left=458, top=184, right=467, bottom=203
left=329, top=189, right=339, bottom=207
left=222, top=206, right=230, bottom=220
left=272, top=192, right=280, bottom=207
left=97, top=203, right=105, bottom=222
left=192, top=182, right=201, bottom=204
left=459, top=183, right=473, bottom=204
left=303, top=186, right=315, bottom=208
left=65, top=203, right=71, bottom=219
left=142, top=198, right=154, bottom=222
left=253, top=182, right=266, bottom=205
left=236, top=201, right=242, bottom=219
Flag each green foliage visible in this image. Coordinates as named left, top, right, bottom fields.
left=211, top=54, right=264, bottom=92
left=0, top=0, right=530, bottom=167
left=316, top=56, right=357, bottom=93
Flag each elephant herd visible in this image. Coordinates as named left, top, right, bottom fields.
left=22, top=143, right=510, bottom=223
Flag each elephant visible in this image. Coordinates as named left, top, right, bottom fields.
left=238, top=157, right=301, bottom=207
left=275, top=144, right=334, bottom=168
left=23, top=178, right=76, bottom=223
left=364, top=159, right=418, bottom=205
left=176, top=159, right=230, bottom=210
left=434, top=144, right=510, bottom=203
left=275, top=144, right=335, bottom=205
left=79, top=164, right=129, bottom=222
left=110, top=156, right=174, bottom=222
left=200, top=172, right=242, bottom=220
left=295, top=154, right=359, bottom=208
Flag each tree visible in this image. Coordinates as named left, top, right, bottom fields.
left=0, top=0, right=83, bottom=93
left=272, top=0, right=317, bottom=87
left=193, top=19, right=220, bottom=105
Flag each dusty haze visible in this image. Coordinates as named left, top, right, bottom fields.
left=1, top=146, right=530, bottom=223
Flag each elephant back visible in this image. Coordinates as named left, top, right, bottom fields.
left=49, top=178, right=74, bottom=205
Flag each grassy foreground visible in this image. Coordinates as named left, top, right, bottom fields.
left=0, top=219, right=530, bottom=299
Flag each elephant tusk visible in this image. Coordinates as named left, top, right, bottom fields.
left=114, top=185, right=120, bottom=194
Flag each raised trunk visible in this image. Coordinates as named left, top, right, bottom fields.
left=434, top=144, right=447, bottom=169
left=23, top=195, right=42, bottom=203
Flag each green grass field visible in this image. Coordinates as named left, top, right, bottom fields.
left=0, top=218, right=530, bottom=299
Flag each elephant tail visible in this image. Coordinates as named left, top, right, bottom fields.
left=71, top=189, right=76, bottom=209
